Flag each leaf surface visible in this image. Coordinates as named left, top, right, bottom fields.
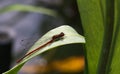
left=3, top=25, right=85, bottom=74
left=77, top=0, right=104, bottom=74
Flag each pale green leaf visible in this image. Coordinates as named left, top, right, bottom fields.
left=3, top=25, right=85, bottom=74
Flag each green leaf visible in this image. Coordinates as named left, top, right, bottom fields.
left=3, top=25, right=85, bottom=74
left=108, top=0, right=120, bottom=74
left=0, top=4, right=58, bottom=17
left=97, top=0, right=114, bottom=74
left=77, top=0, right=104, bottom=74
left=77, top=0, right=120, bottom=74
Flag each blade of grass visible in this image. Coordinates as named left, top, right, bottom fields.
left=0, top=4, right=58, bottom=17
left=3, top=25, right=85, bottom=74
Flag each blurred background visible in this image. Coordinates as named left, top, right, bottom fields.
left=0, top=0, right=84, bottom=74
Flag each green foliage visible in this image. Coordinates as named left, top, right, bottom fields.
left=109, top=0, right=120, bottom=74
left=3, top=25, right=85, bottom=74
left=77, top=0, right=104, bottom=74
left=77, top=0, right=120, bottom=74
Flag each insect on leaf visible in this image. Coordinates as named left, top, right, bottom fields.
left=3, top=25, right=85, bottom=74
